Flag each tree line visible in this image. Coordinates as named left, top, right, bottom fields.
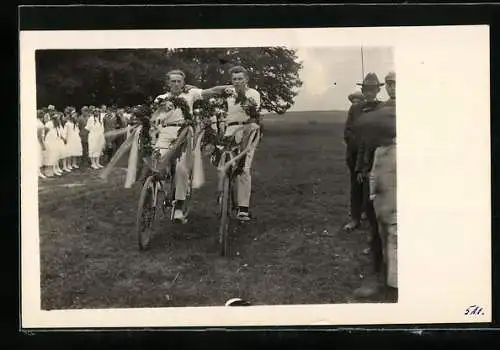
left=36, top=47, right=303, bottom=114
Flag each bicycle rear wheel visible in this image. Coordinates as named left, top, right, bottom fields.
left=137, top=175, right=165, bottom=250
left=219, top=174, right=232, bottom=256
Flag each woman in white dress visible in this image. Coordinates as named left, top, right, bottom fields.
left=97, top=110, right=106, bottom=168
left=37, top=111, right=46, bottom=179
left=56, top=113, right=70, bottom=173
left=60, top=112, right=73, bottom=172
left=43, top=113, right=62, bottom=177
left=67, top=111, right=83, bottom=169
left=86, top=110, right=105, bottom=169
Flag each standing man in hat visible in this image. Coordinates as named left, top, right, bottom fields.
left=343, top=73, right=385, bottom=231
left=352, top=71, right=397, bottom=298
left=345, top=91, right=366, bottom=220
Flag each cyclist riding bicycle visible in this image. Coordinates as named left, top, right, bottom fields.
left=210, top=65, right=263, bottom=222
left=149, top=69, right=232, bottom=223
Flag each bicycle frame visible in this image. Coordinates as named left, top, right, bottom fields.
left=215, top=125, right=260, bottom=256
left=216, top=125, right=261, bottom=184
left=216, top=125, right=261, bottom=212
left=140, top=123, right=196, bottom=211
left=154, top=125, right=195, bottom=172
left=135, top=113, right=201, bottom=249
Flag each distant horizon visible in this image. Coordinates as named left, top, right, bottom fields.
left=263, top=108, right=348, bottom=115
left=290, top=46, right=394, bottom=112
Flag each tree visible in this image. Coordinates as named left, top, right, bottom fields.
left=36, top=49, right=170, bottom=109
left=166, top=47, right=303, bottom=114
left=36, top=47, right=303, bottom=114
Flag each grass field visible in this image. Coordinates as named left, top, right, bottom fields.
left=38, top=110, right=397, bottom=310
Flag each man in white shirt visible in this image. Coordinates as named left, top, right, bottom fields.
left=221, top=65, right=262, bottom=221
left=152, top=69, right=231, bottom=223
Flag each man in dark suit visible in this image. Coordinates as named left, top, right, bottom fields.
left=104, top=107, right=127, bottom=163
left=103, top=107, right=119, bottom=164
left=343, top=73, right=385, bottom=231
left=352, top=71, right=397, bottom=298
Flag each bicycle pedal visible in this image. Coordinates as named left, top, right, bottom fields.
left=162, top=202, right=171, bottom=212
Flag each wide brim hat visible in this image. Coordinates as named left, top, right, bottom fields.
left=356, top=72, right=385, bottom=87
left=385, top=71, right=396, bottom=82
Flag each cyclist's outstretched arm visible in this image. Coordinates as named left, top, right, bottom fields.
left=200, top=85, right=233, bottom=99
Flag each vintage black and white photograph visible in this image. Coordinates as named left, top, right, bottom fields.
left=21, top=26, right=491, bottom=328
left=35, top=45, right=397, bottom=309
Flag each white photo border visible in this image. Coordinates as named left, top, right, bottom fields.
left=21, top=25, right=491, bottom=328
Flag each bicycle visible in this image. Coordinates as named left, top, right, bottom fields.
left=215, top=123, right=261, bottom=256
left=136, top=123, right=196, bottom=250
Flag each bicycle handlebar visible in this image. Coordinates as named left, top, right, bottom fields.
left=217, top=126, right=261, bottom=175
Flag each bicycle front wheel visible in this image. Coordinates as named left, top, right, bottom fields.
left=136, top=175, right=162, bottom=250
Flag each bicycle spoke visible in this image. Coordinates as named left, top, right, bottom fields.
left=137, top=176, right=159, bottom=250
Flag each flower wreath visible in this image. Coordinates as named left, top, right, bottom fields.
left=131, top=105, right=154, bottom=159
left=221, top=88, right=261, bottom=122
left=138, top=87, right=196, bottom=160
left=197, top=98, right=226, bottom=149
left=152, top=95, right=192, bottom=123
left=151, top=85, right=195, bottom=122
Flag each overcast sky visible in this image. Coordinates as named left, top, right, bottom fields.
left=289, top=46, right=394, bottom=112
